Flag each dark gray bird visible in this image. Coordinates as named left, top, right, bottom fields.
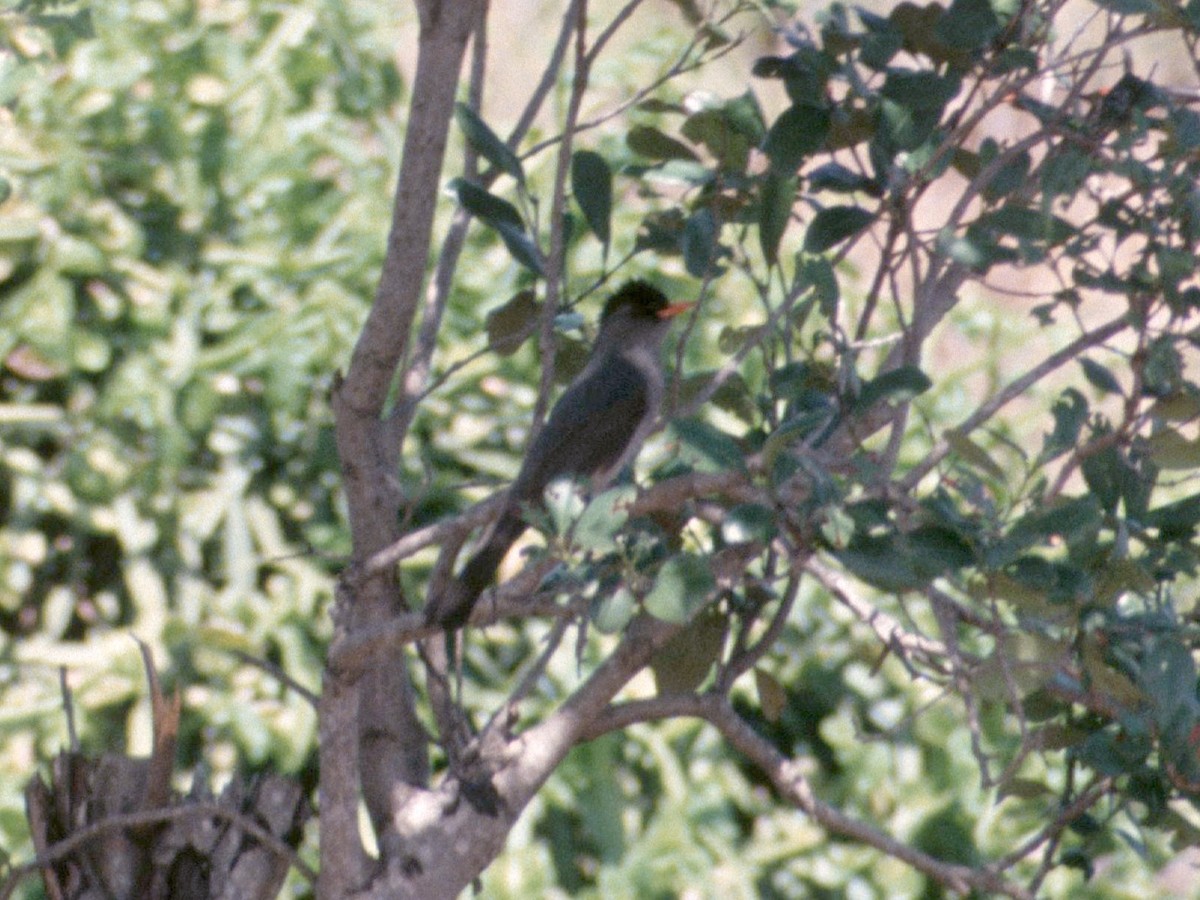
left=426, top=281, right=693, bottom=629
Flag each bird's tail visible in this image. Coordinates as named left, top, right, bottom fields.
left=425, top=508, right=527, bottom=629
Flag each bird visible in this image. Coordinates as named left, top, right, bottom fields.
left=425, top=280, right=694, bottom=629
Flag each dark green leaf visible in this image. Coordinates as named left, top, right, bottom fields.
left=1079, top=725, right=1152, bottom=778
left=804, top=205, right=873, bottom=252
left=451, top=181, right=543, bottom=274
left=807, top=162, right=878, bottom=194
left=593, top=586, right=636, bottom=634
left=989, top=496, right=1103, bottom=567
left=683, top=108, right=751, bottom=172
left=758, top=172, right=796, bottom=266
left=574, top=485, right=636, bottom=553
left=650, top=605, right=726, bottom=692
left=1145, top=429, right=1200, bottom=470
left=980, top=148, right=1031, bottom=202
left=495, top=220, right=545, bottom=275
left=936, top=227, right=997, bottom=271
left=934, top=0, right=1001, bottom=50
left=977, top=206, right=1073, bottom=244
left=682, top=207, right=718, bottom=277
left=798, top=255, right=839, bottom=319
left=646, top=159, right=714, bottom=187
left=645, top=553, right=716, bottom=623
left=755, top=668, right=787, bottom=722
left=1042, top=388, right=1088, bottom=461
left=763, top=104, right=830, bottom=173
left=1091, top=0, right=1154, bottom=12
left=1142, top=337, right=1182, bottom=398
left=835, top=534, right=927, bottom=592
left=945, top=429, right=1006, bottom=481
left=451, top=178, right=523, bottom=229
left=484, top=289, right=538, bottom=356
left=881, top=70, right=961, bottom=112
left=1007, top=556, right=1093, bottom=604
left=571, top=150, right=612, bottom=246
left=857, top=365, right=932, bottom=409
left=907, top=524, right=975, bottom=578
left=1080, top=444, right=1124, bottom=513
left=626, top=124, right=698, bottom=161
left=455, top=103, right=524, bottom=184
left=913, top=805, right=980, bottom=868
left=721, top=504, right=777, bottom=545
left=1079, top=358, right=1123, bottom=395
left=1143, top=492, right=1200, bottom=539
left=673, top=418, right=746, bottom=472
left=1141, top=638, right=1197, bottom=732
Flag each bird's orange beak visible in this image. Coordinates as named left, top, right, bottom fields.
left=656, top=301, right=695, bottom=320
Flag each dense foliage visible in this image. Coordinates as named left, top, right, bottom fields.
left=0, top=0, right=404, bottom=878
left=3, top=0, right=1200, bottom=897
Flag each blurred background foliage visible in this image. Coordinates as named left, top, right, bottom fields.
left=2, top=0, right=1199, bottom=898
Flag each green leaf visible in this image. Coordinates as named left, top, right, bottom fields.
left=593, top=586, right=636, bottom=634
left=758, top=171, right=796, bottom=266
left=626, top=124, right=698, bottom=161
left=835, top=534, right=927, bottom=592
left=907, top=524, right=975, bottom=578
left=881, top=70, right=961, bottom=112
left=721, top=504, right=777, bottom=545
left=798, top=255, right=839, bottom=319
left=673, top=418, right=745, bottom=472
left=452, top=179, right=545, bottom=275
left=998, top=778, right=1052, bottom=801
left=763, top=104, right=831, bottom=174
left=808, top=162, right=878, bottom=194
left=977, top=206, right=1073, bottom=244
left=755, top=668, right=787, bottom=722
left=650, top=605, right=726, bottom=692
left=936, top=227, right=998, bottom=271
left=803, top=205, right=873, bottom=252
left=1042, top=388, right=1088, bottom=461
left=645, top=553, right=716, bottom=623
left=1145, top=429, right=1200, bottom=470
left=571, top=150, right=612, bottom=246
left=945, top=429, right=1006, bottom=481
left=574, top=485, right=636, bottom=553
left=1141, top=638, right=1197, bottom=731
left=451, top=177, right=523, bottom=229
left=857, top=365, right=932, bottom=409
left=989, top=496, right=1103, bottom=567
left=485, top=289, right=538, bottom=356
left=494, top=220, right=545, bottom=275
left=1079, top=358, right=1123, bottom=395
left=1091, top=0, right=1154, bottom=12
left=682, top=99, right=758, bottom=173
left=682, top=207, right=718, bottom=277
left=1144, top=493, right=1200, bottom=539
left=934, top=0, right=1001, bottom=50
left=1079, top=726, right=1151, bottom=778
left=455, top=103, right=524, bottom=184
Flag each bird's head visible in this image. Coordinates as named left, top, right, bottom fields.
left=597, top=282, right=694, bottom=352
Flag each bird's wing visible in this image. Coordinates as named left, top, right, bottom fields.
left=512, top=353, right=649, bottom=503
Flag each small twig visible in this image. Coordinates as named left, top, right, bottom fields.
left=229, top=649, right=320, bottom=708
left=716, top=571, right=802, bottom=692
left=58, top=667, right=77, bottom=753
left=805, top=558, right=950, bottom=665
